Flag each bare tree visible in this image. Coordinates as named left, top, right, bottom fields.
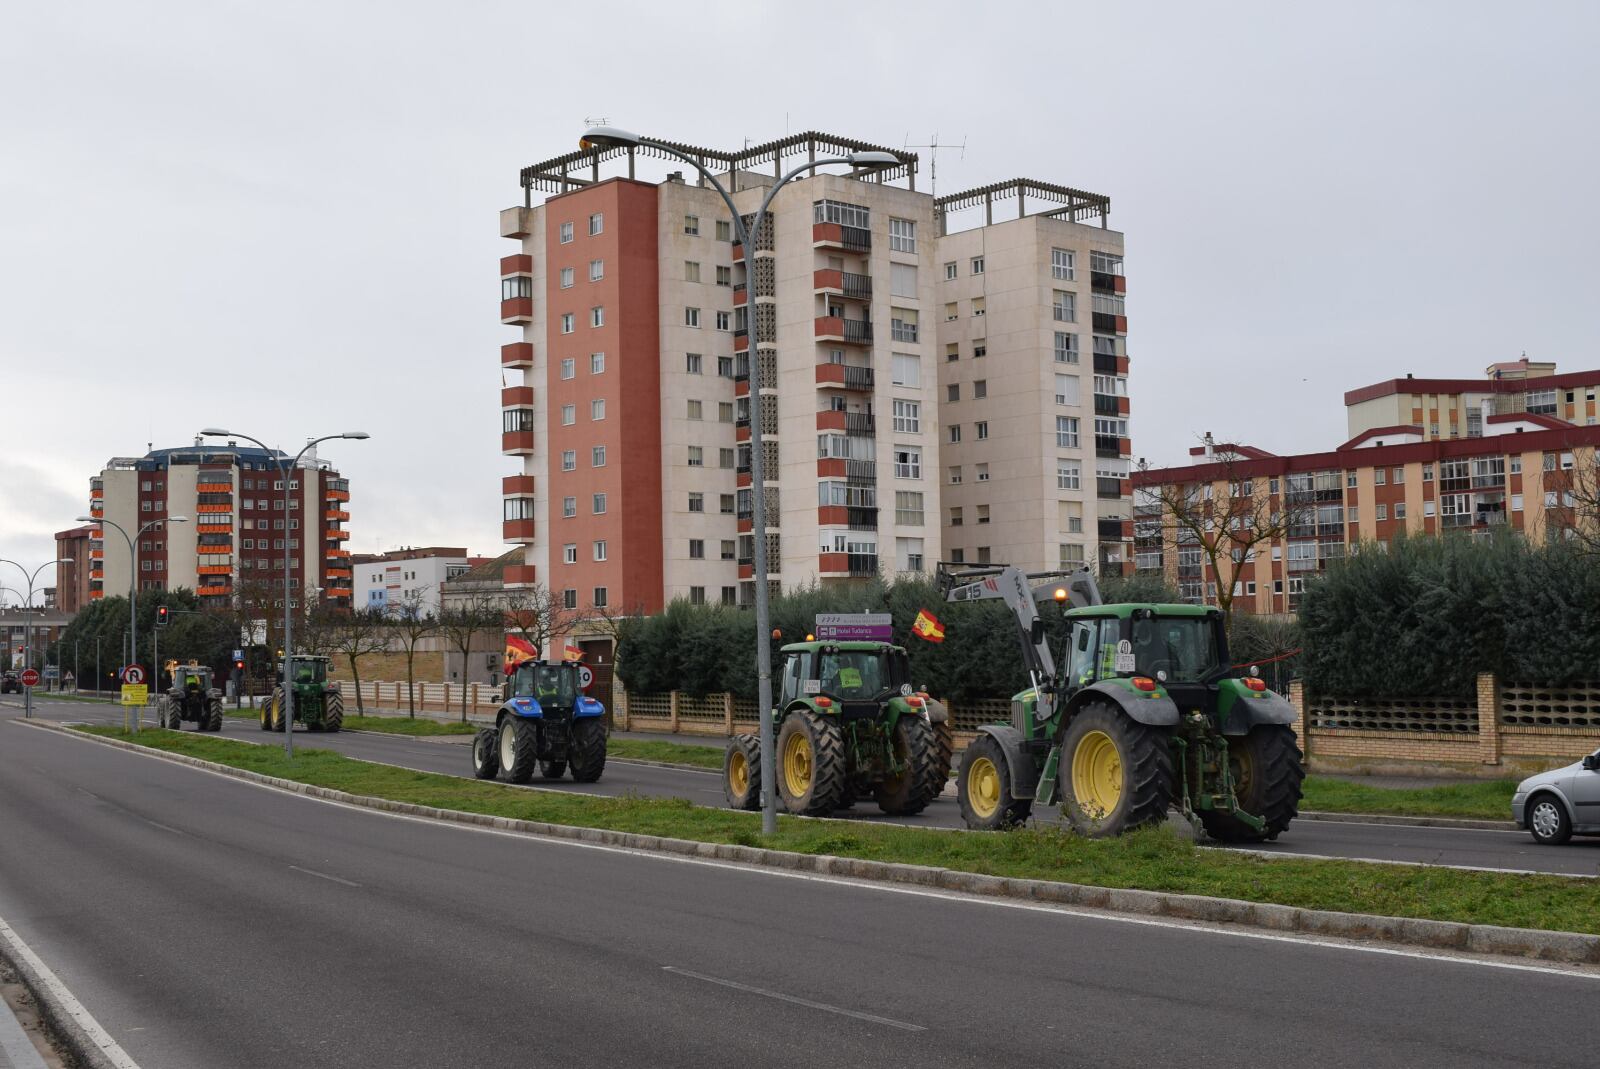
left=1142, top=441, right=1314, bottom=630
left=501, top=583, right=592, bottom=660
left=436, top=592, right=503, bottom=722
left=324, top=605, right=391, bottom=714
left=386, top=590, right=437, bottom=718
left=1553, top=440, right=1600, bottom=555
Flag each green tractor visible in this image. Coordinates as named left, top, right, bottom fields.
left=944, top=564, right=1304, bottom=841
left=159, top=664, right=223, bottom=732
left=723, top=640, right=949, bottom=817
left=261, top=655, right=344, bottom=733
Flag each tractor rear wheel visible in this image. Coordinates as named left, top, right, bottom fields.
left=206, top=697, right=223, bottom=732
left=1199, top=726, right=1304, bottom=843
left=259, top=698, right=272, bottom=731
left=324, top=691, right=344, bottom=733
left=957, top=734, right=1032, bottom=830
left=776, top=710, right=847, bottom=816
left=498, top=717, right=538, bottom=784
left=930, top=714, right=955, bottom=791
left=874, top=714, right=941, bottom=816
left=268, top=689, right=287, bottom=732
left=723, top=733, right=761, bottom=810
left=568, top=717, right=607, bottom=782
left=162, top=696, right=180, bottom=730
left=1060, top=703, right=1173, bottom=838
left=471, top=729, right=499, bottom=779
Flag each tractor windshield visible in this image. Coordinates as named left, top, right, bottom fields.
left=816, top=651, right=893, bottom=700
left=292, top=660, right=327, bottom=684
left=1129, top=616, right=1221, bottom=684
left=517, top=664, right=576, bottom=707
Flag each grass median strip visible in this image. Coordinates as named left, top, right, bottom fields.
left=341, top=716, right=476, bottom=736
left=74, top=725, right=1600, bottom=936
left=1300, top=777, right=1517, bottom=821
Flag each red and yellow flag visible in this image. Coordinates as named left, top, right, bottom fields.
left=562, top=644, right=584, bottom=662
left=911, top=609, right=945, bottom=644
left=504, top=635, right=539, bottom=674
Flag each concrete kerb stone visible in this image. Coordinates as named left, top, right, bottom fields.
left=1298, top=809, right=1517, bottom=832
left=0, top=930, right=122, bottom=1069
left=29, top=720, right=1600, bottom=968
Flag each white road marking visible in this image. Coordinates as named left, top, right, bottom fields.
left=0, top=913, right=143, bottom=1068
left=663, top=966, right=924, bottom=1031
left=288, top=865, right=360, bottom=888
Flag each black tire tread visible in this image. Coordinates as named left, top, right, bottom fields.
left=324, top=690, right=344, bottom=733
left=500, top=717, right=539, bottom=783
left=1061, top=703, right=1174, bottom=838
left=1199, top=725, right=1304, bottom=843
left=723, top=732, right=762, bottom=810
left=956, top=734, right=1033, bottom=830
left=471, top=728, right=499, bottom=779
left=568, top=717, right=607, bottom=782
left=874, top=714, right=942, bottom=815
left=777, top=710, right=847, bottom=816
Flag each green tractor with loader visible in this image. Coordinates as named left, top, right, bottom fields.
left=722, top=639, right=951, bottom=817
left=158, top=664, right=224, bottom=732
left=260, top=655, right=345, bottom=733
left=943, top=564, right=1304, bottom=841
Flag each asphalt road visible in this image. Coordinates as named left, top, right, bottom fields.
left=1, top=712, right=1596, bottom=1068
left=11, top=697, right=1600, bottom=878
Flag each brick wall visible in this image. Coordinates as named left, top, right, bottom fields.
left=328, top=650, right=445, bottom=684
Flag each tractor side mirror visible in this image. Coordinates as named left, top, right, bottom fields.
left=1029, top=619, right=1045, bottom=645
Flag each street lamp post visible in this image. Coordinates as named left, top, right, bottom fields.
left=76, top=517, right=188, bottom=731
left=0, top=558, right=74, bottom=719
left=580, top=127, right=899, bottom=835
left=198, top=429, right=369, bottom=758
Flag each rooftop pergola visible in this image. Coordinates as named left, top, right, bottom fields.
left=934, top=177, right=1111, bottom=233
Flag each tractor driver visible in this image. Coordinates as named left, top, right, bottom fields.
left=296, top=664, right=315, bottom=684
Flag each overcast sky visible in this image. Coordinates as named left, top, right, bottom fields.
left=3, top=1, right=1596, bottom=595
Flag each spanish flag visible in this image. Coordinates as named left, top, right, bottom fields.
left=504, top=635, right=539, bottom=674
left=911, top=609, right=945, bottom=644
left=562, top=645, right=584, bottom=662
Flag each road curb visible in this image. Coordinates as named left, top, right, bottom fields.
left=1298, top=810, right=1517, bottom=831
left=33, top=722, right=1600, bottom=968
left=0, top=919, right=132, bottom=1069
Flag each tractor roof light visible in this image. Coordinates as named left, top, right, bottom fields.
left=1131, top=676, right=1158, bottom=692
left=1053, top=587, right=1067, bottom=602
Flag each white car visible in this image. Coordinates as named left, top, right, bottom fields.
left=1512, top=749, right=1600, bottom=844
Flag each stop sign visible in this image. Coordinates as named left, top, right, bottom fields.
left=20, top=668, right=40, bottom=687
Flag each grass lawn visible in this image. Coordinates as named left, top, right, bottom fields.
left=607, top=738, right=724, bottom=769
left=342, top=715, right=476, bottom=736
left=1301, top=777, right=1517, bottom=822
left=75, top=726, right=1600, bottom=936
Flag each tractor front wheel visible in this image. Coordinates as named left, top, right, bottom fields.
left=1060, top=703, right=1173, bottom=838
left=873, top=714, right=941, bottom=816
left=324, top=691, right=344, bottom=733
left=206, top=696, right=223, bottom=732
left=162, top=696, right=180, bottom=730
left=267, top=689, right=287, bottom=732
left=498, top=717, right=538, bottom=784
left=568, top=717, right=607, bottom=782
left=775, top=710, right=847, bottom=816
left=723, top=733, right=761, bottom=810
left=1199, top=726, right=1304, bottom=843
left=471, top=729, right=499, bottom=779
left=930, top=713, right=956, bottom=789
left=956, top=734, right=1032, bottom=830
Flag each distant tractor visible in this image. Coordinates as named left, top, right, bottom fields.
left=943, top=564, right=1304, bottom=841
left=723, top=640, right=946, bottom=818
left=160, top=664, right=223, bottom=732
left=472, top=660, right=607, bottom=783
left=261, top=655, right=344, bottom=733
left=0, top=671, right=19, bottom=694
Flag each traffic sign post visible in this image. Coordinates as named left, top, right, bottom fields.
left=120, top=665, right=147, bottom=732
left=20, top=668, right=40, bottom=688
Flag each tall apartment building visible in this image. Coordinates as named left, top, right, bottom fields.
left=1135, top=361, right=1600, bottom=614
left=84, top=443, right=353, bottom=607
left=499, top=132, right=1129, bottom=627
left=53, top=524, right=96, bottom=613
left=353, top=546, right=471, bottom=615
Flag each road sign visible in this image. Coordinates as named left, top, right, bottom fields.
left=19, top=668, right=39, bottom=687
left=814, top=613, right=894, bottom=641
left=123, top=665, right=145, bottom=685
left=232, top=649, right=244, bottom=662
left=121, top=684, right=148, bottom=706
left=577, top=664, right=595, bottom=690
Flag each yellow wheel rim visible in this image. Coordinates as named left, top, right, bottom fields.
left=1230, top=742, right=1254, bottom=801
left=729, top=749, right=750, bottom=796
left=967, top=756, right=1001, bottom=819
left=782, top=730, right=813, bottom=798
left=1070, top=730, right=1123, bottom=820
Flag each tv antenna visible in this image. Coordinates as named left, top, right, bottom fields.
left=584, top=116, right=610, bottom=128
left=903, top=132, right=966, bottom=197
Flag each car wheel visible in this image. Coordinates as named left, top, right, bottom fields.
left=1528, top=794, right=1572, bottom=845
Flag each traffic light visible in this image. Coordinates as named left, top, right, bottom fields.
left=234, top=658, right=245, bottom=673
left=155, top=605, right=170, bottom=628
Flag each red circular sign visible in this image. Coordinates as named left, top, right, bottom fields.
left=20, top=668, right=40, bottom=687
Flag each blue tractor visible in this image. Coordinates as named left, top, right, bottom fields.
left=472, top=660, right=607, bottom=783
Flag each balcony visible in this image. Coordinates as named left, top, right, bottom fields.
left=326, top=488, right=350, bottom=502
left=326, top=528, right=351, bottom=541
left=1094, top=394, right=1120, bottom=416
left=848, top=553, right=879, bottom=577
left=846, top=459, right=877, bottom=483
left=1098, top=518, right=1128, bottom=539
left=197, top=543, right=233, bottom=555
left=1092, top=312, right=1128, bottom=334
left=503, top=475, right=535, bottom=496
left=815, top=363, right=874, bottom=391
left=814, top=316, right=872, bottom=346
left=325, top=509, right=350, bottom=522
left=504, top=518, right=537, bottom=543
left=501, top=297, right=533, bottom=325
left=501, top=342, right=534, bottom=369
left=813, top=269, right=872, bottom=300
left=196, top=585, right=230, bottom=597
left=848, top=506, right=878, bottom=530
left=196, top=482, right=232, bottom=493
left=815, top=410, right=875, bottom=435
left=812, top=222, right=871, bottom=252
left=325, top=567, right=352, bottom=579
left=500, top=253, right=532, bottom=274
left=1091, top=271, right=1127, bottom=294
left=1097, top=477, right=1124, bottom=499
left=502, top=430, right=535, bottom=455
left=326, top=548, right=351, bottom=560
left=502, top=385, right=535, bottom=408
left=1095, top=434, right=1128, bottom=457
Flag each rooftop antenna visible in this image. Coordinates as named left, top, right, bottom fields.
left=583, top=117, right=610, bottom=128
left=902, top=132, right=966, bottom=198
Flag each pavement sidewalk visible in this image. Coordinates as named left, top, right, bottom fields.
left=0, top=996, right=48, bottom=1069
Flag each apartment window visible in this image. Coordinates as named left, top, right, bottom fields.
left=585, top=398, right=602, bottom=421
left=897, top=537, right=926, bottom=573
left=559, top=221, right=573, bottom=243
left=590, top=352, right=605, bottom=374
left=944, top=302, right=958, bottom=322
left=1376, top=503, right=1388, bottom=521
left=689, top=539, right=705, bottom=560
left=1394, top=502, right=1407, bottom=520
left=1093, top=375, right=1127, bottom=397
left=718, top=401, right=734, bottom=423
left=970, top=256, right=985, bottom=274
left=715, top=265, right=732, bottom=286
left=1053, top=290, right=1076, bottom=322
left=1054, top=332, right=1079, bottom=364
left=715, top=310, right=731, bottom=331
left=1423, top=500, right=1436, bottom=517
left=886, top=217, right=917, bottom=253
left=560, top=357, right=575, bottom=380
left=892, top=399, right=921, bottom=434
left=1509, top=457, right=1521, bottom=475
left=975, top=421, right=990, bottom=440
left=688, top=446, right=704, bottom=467
left=971, top=296, right=986, bottom=317
left=1392, top=467, right=1403, bottom=484
left=685, top=399, right=703, bottom=421
left=561, top=404, right=576, bottom=426
left=890, top=308, right=918, bottom=343
left=1093, top=293, right=1126, bottom=316
left=720, top=540, right=736, bottom=561
left=944, top=261, right=957, bottom=280
left=946, top=343, right=959, bottom=363
left=685, top=260, right=701, bottom=283
left=947, top=384, right=960, bottom=403
left=1346, top=470, right=1357, bottom=488
left=972, top=342, right=986, bottom=359
left=949, top=425, right=962, bottom=444
left=584, top=540, right=603, bottom=563
left=591, top=587, right=608, bottom=609
left=687, top=492, right=704, bottom=513
left=1057, top=460, right=1081, bottom=490
left=719, top=447, right=735, bottom=469
left=559, top=267, right=574, bottom=289
left=1090, top=250, right=1123, bottom=275
left=1051, top=248, right=1076, bottom=280
left=685, top=307, right=701, bottom=328
left=686, top=352, right=703, bottom=374
left=1526, top=389, right=1557, bottom=415
left=562, top=497, right=576, bottom=518
left=1512, top=493, right=1524, bottom=512
left=684, top=214, right=700, bottom=235
left=1056, top=416, right=1080, bottom=448
left=561, top=450, right=576, bottom=471
left=720, top=493, right=735, bottom=514
left=592, top=493, right=607, bottom=514
left=590, top=306, right=604, bottom=328
left=1348, top=507, right=1359, bottom=523
left=891, top=352, right=921, bottom=388
left=1422, top=463, right=1434, bottom=481
left=560, top=313, right=575, bottom=334
left=1060, top=543, right=1085, bottom=567
left=562, top=543, right=577, bottom=565
left=949, top=507, right=963, bottom=527
left=1055, top=374, right=1080, bottom=406
left=973, top=379, right=988, bottom=400
left=1374, top=468, right=1386, bottom=485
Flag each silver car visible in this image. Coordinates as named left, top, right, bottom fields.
left=1512, top=748, right=1600, bottom=844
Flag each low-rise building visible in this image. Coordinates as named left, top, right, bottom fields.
left=352, top=547, right=471, bottom=616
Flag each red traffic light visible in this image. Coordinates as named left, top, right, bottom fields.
left=156, top=606, right=170, bottom=627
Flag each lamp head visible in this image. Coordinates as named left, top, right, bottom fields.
left=199, top=427, right=230, bottom=437
left=57, top=557, right=74, bottom=565
left=342, top=431, right=371, bottom=440
left=168, top=516, right=190, bottom=524
left=846, top=151, right=900, bottom=167
left=580, top=126, right=642, bottom=151
left=74, top=516, right=92, bottom=524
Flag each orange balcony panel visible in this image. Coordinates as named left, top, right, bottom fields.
left=814, top=316, right=870, bottom=346
left=1113, top=275, right=1127, bottom=294
left=90, top=488, right=103, bottom=498
left=502, top=474, right=536, bottom=496
left=733, top=333, right=749, bottom=353
left=737, top=518, right=753, bottom=535
left=502, top=342, right=534, bottom=368
left=813, top=267, right=843, bottom=292
left=818, top=552, right=849, bottom=575
left=327, top=548, right=351, bottom=559
left=502, top=385, right=535, bottom=408
left=197, top=482, right=232, bottom=493
left=197, top=524, right=232, bottom=534
left=504, top=563, right=538, bottom=588
left=1117, top=397, right=1130, bottom=417
left=196, top=503, right=231, bottom=513
left=196, top=585, right=230, bottom=597
left=818, top=505, right=848, bottom=525
left=502, top=430, right=535, bottom=455
left=734, top=378, right=749, bottom=398
left=1118, top=439, right=1133, bottom=457
left=736, top=471, right=752, bottom=489
left=325, top=589, right=353, bottom=600
left=736, top=424, right=750, bottom=443
left=89, top=590, right=104, bottom=600
left=501, top=297, right=533, bottom=324
left=816, top=410, right=847, bottom=432
left=1114, top=314, right=1128, bottom=333
left=324, top=509, right=350, bottom=522
left=733, top=288, right=748, bottom=307
left=197, top=544, right=233, bottom=555
left=327, top=529, right=351, bottom=540
left=90, top=548, right=103, bottom=559
left=500, top=253, right=533, bottom=275
left=730, top=243, right=744, bottom=261
left=738, top=563, right=753, bottom=581
left=815, top=363, right=844, bottom=386
left=198, top=564, right=231, bottom=576
left=1116, top=355, right=1131, bottom=375
left=812, top=222, right=843, bottom=247
left=90, top=508, right=103, bottom=518
left=325, top=568, right=352, bottom=579
left=817, top=458, right=846, bottom=478
left=504, top=518, right=536, bottom=543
